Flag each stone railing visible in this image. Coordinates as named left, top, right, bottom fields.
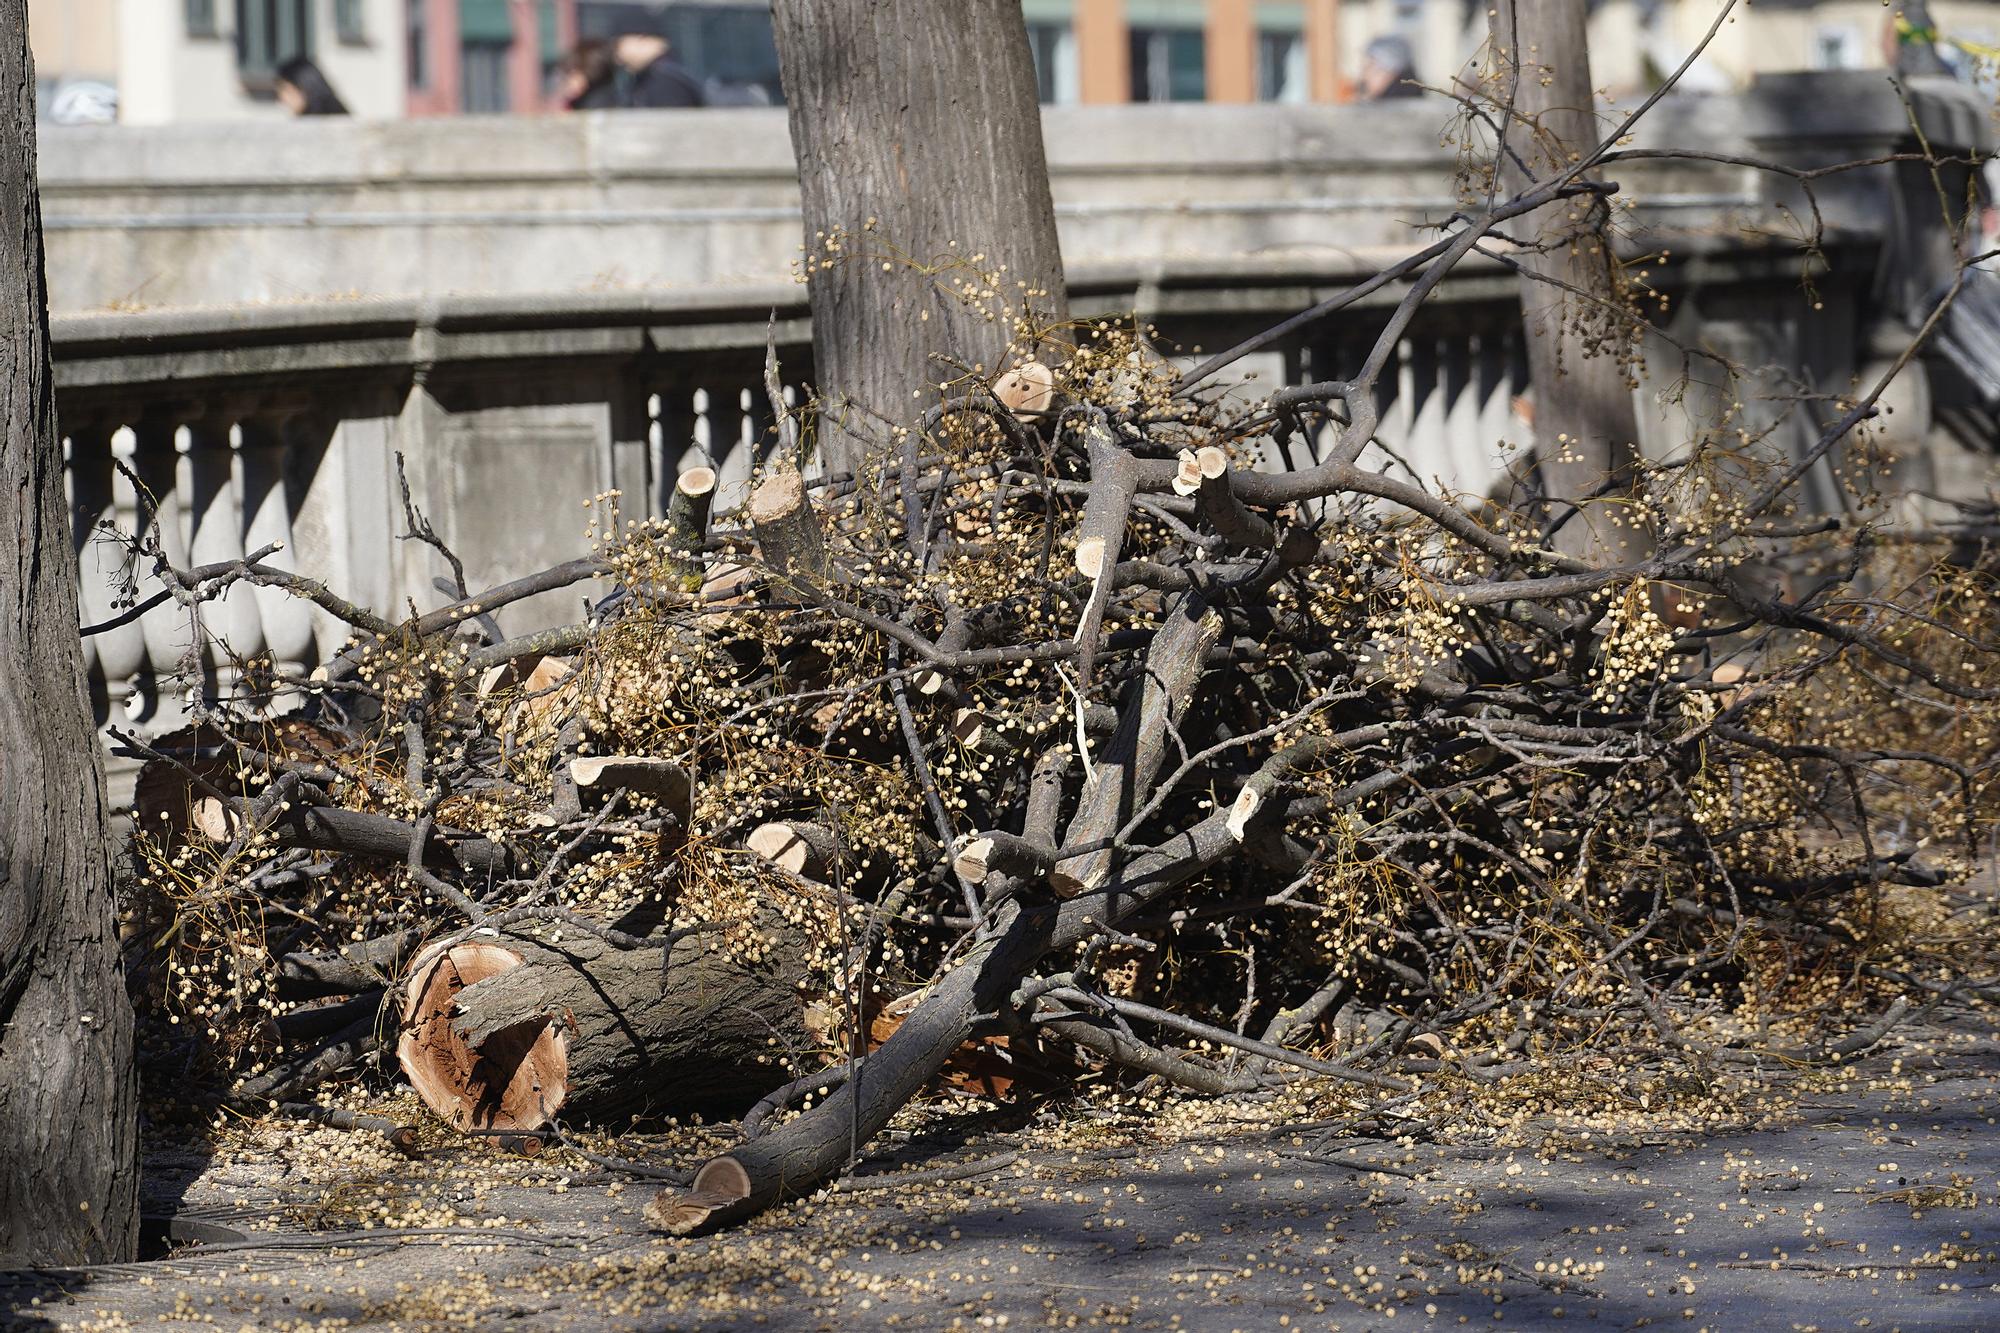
left=58, top=243, right=1902, bottom=733
left=56, top=258, right=1539, bottom=735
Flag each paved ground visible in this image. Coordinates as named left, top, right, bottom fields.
left=6, top=1024, right=2000, bottom=1332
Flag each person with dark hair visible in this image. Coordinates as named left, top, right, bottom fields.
left=274, top=55, right=349, bottom=115
left=611, top=31, right=704, bottom=108
left=1359, top=34, right=1421, bottom=100
left=557, top=38, right=622, bottom=110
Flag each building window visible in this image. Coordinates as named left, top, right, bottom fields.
left=1257, top=29, right=1306, bottom=101
left=1026, top=21, right=1079, bottom=104
left=1130, top=26, right=1205, bottom=102
left=458, top=0, right=516, bottom=111
left=334, top=0, right=366, bottom=43
left=1254, top=3, right=1307, bottom=102
left=462, top=40, right=512, bottom=112
left=1812, top=26, right=1861, bottom=70
left=187, top=0, right=219, bottom=37
left=407, top=0, right=427, bottom=90
left=237, top=0, right=314, bottom=85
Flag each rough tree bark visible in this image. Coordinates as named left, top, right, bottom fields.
left=0, top=0, right=141, bottom=1266
left=772, top=0, right=1070, bottom=475
left=1490, top=0, right=1648, bottom=562
left=397, top=908, right=818, bottom=1132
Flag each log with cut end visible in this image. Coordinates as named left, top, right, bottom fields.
left=749, top=465, right=828, bottom=590
left=950, top=707, right=986, bottom=749
left=190, top=796, right=233, bottom=842
left=993, top=359, right=1056, bottom=417
left=396, top=907, right=818, bottom=1133
left=1068, top=420, right=1138, bottom=683
left=569, top=755, right=694, bottom=832
left=951, top=832, right=1056, bottom=887
left=1196, top=453, right=1277, bottom=549
left=667, top=466, right=718, bottom=592
left=744, top=821, right=846, bottom=880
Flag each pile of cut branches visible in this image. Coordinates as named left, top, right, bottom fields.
left=108, top=290, right=2000, bottom=1228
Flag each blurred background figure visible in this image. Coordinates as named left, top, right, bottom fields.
left=610, top=30, right=703, bottom=107
left=1885, top=0, right=1961, bottom=78
left=274, top=55, right=348, bottom=116
left=1359, top=34, right=1420, bottom=100
left=557, top=37, right=622, bottom=109
left=46, top=79, right=116, bottom=125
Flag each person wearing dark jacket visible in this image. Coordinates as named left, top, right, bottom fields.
left=273, top=56, right=349, bottom=115
left=612, top=32, right=704, bottom=108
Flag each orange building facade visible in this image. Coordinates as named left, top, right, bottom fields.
left=1025, top=0, right=1351, bottom=105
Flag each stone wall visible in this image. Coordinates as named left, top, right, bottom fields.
left=35, top=98, right=1723, bottom=315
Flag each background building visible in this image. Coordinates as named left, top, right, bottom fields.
left=25, top=0, right=2000, bottom=124
left=29, top=0, right=411, bottom=123
left=405, top=0, right=575, bottom=116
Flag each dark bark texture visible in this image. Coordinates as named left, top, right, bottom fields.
left=772, top=0, right=1070, bottom=474
left=404, top=908, right=818, bottom=1128
left=0, top=0, right=140, bottom=1266
left=1491, top=0, right=1647, bottom=561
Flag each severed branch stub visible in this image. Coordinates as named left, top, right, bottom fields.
left=750, top=463, right=829, bottom=591
left=569, top=755, right=694, bottom=835
left=952, top=831, right=1056, bottom=887
left=744, top=820, right=847, bottom=881
left=666, top=466, right=718, bottom=592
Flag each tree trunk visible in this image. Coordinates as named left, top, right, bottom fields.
left=396, top=909, right=819, bottom=1132
left=1490, top=0, right=1648, bottom=563
left=772, top=0, right=1070, bottom=475
left=0, top=0, right=140, bottom=1266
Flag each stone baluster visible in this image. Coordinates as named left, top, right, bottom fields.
left=129, top=408, right=196, bottom=686
left=1361, top=335, right=1415, bottom=479
left=1475, top=329, right=1529, bottom=503
left=186, top=416, right=265, bottom=685
left=1298, top=334, right=1348, bottom=469
left=279, top=412, right=353, bottom=661
left=68, top=420, right=147, bottom=721
left=1345, top=327, right=1400, bottom=472
left=1402, top=335, right=1448, bottom=487
left=649, top=390, right=673, bottom=516
left=699, top=385, right=755, bottom=510
left=238, top=412, right=317, bottom=675
left=1440, top=332, right=1494, bottom=500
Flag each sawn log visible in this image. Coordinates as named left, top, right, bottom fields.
left=397, top=906, right=818, bottom=1133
